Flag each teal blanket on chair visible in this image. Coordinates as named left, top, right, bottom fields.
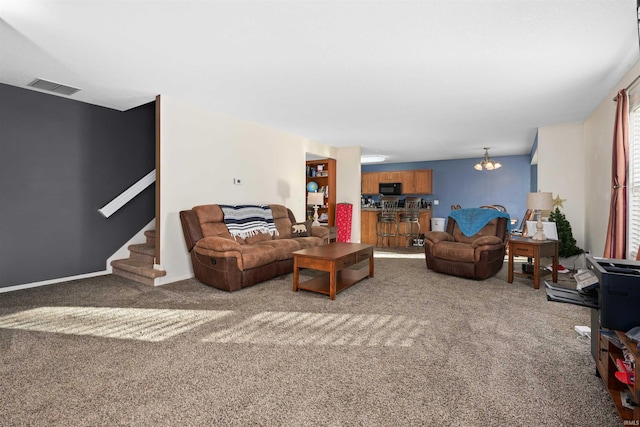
left=449, top=208, right=511, bottom=237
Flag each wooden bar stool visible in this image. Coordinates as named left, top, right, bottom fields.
left=398, top=197, right=421, bottom=247
left=376, top=196, right=399, bottom=247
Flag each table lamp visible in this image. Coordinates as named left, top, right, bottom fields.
left=307, top=191, right=325, bottom=226
left=526, top=191, right=553, bottom=240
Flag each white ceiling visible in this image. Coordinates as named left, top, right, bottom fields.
left=1, top=1, right=638, bottom=163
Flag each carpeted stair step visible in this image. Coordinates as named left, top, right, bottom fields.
left=110, top=229, right=165, bottom=286
left=111, top=258, right=166, bottom=286
left=128, top=243, right=155, bottom=262
left=144, top=230, right=156, bottom=245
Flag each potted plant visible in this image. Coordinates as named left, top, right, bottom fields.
left=548, top=207, right=585, bottom=270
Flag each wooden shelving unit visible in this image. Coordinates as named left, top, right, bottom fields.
left=597, top=329, right=639, bottom=425
left=306, top=158, right=336, bottom=227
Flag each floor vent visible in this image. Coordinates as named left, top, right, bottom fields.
left=28, top=78, right=81, bottom=96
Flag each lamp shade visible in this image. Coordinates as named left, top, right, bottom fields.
left=526, top=192, right=553, bottom=210
left=307, top=192, right=324, bottom=206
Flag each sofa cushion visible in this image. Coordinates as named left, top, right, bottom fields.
left=452, top=218, right=499, bottom=244
left=432, top=241, right=475, bottom=263
left=193, top=205, right=233, bottom=240
left=269, top=204, right=293, bottom=238
left=295, top=236, right=325, bottom=249
left=244, top=232, right=274, bottom=245
left=195, top=236, right=241, bottom=252
left=194, top=239, right=278, bottom=271
left=237, top=245, right=279, bottom=270
left=256, top=239, right=302, bottom=261
left=424, top=231, right=453, bottom=245
left=311, top=226, right=330, bottom=241
left=471, top=235, right=503, bottom=248
left=291, top=220, right=312, bottom=237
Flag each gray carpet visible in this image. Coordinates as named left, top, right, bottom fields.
left=0, top=253, right=621, bottom=426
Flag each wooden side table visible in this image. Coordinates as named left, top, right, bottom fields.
left=508, top=236, right=558, bottom=289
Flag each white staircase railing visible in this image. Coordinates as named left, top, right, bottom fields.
left=98, top=170, right=156, bottom=218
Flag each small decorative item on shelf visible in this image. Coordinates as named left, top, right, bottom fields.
left=615, top=358, right=635, bottom=385
left=307, top=181, right=318, bottom=192
left=307, top=191, right=324, bottom=226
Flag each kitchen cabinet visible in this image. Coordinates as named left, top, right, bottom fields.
left=399, top=171, right=414, bottom=193
left=362, top=171, right=401, bottom=194
left=360, top=210, right=379, bottom=245
left=361, top=172, right=378, bottom=195
left=361, top=169, right=433, bottom=195
left=409, top=170, right=433, bottom=194
left=380, top=171, right=403, bottom=182
left=419, top=211, right=432, bottom=234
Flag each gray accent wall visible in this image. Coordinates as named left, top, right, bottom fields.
left=0, top=83, right=155, bottom=289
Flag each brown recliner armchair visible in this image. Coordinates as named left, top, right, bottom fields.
left=424, top=211, right=509, bottom=280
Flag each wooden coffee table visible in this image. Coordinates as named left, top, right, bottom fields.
left=292, top=242, right=374, bottom=300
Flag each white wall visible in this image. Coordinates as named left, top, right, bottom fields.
left=585, top=59, right=640, bottom=257
left=537, top=122, right=586, bottom=250
left=157, top=95, right=359, bottom=285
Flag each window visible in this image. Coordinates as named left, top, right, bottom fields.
left=628, top=101, right=640, bottom=259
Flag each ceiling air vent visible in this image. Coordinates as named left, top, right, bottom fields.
left=28, top=78, right=81, bottom=96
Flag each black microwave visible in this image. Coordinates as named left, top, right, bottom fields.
left=379, top=182, right=402, bottom=195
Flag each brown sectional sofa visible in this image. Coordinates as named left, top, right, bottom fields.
left=180, top=204, right=329, bottom=291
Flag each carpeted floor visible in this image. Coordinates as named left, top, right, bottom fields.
left=0, top=252, right=621, bottom=426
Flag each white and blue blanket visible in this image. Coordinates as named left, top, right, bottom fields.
left=449, top=208, right=511, bottom=237
left=219, top=204, right=279, bottom=239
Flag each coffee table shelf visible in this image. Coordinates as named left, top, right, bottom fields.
left=293, top=242, right=374, bottom=300
left=296, top=268, right=371, bottom=296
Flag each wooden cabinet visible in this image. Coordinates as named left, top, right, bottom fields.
left=411, top=169, right=433, bottom=194
left=361, top=171, right=402, bottom=194
left=361, top=172, right=378, bottom=195
left=360, top=210, right=379, bottom=245
left=360, top=169, right=432, bottom=195
left=419, top=210, right=432, bottom=234
left=399, top=171, right=414, bottom=193
left=382, top=171, right=403, bottom=182
left=306, top=159, right=336, bottom=227
left=597, top=329, right=639, bottom=425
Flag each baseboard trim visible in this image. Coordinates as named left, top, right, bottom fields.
left=0, top=270, right=111, bottom=294
left=154, top=273, right=194, bottom=287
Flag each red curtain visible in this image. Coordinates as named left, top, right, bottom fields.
left=604, top=89, right=629, bottom=258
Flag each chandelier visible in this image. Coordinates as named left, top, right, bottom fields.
left=474, top=147, right=502, bottom=171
